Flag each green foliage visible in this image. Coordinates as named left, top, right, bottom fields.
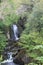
left=0, top=34, right=6, bottom=52
left=35, top=56, right=43, bottom=63
left=0, top=0, right=1, bottom=3
left=19, top=0, right=43, bottom=63
left=3, top=13, right=19, bottom=26
left=0, top=0, right=43, bottom=64
left=0, top=22, right=6, bottom=54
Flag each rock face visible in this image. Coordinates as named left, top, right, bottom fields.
left=15, top=4, right=33, bottom=15
left=13, top=58, right=24, bottom=65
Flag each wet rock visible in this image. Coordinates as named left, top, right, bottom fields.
left=13, top=58, right=24, bottom=65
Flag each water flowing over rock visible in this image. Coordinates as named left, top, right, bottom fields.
left=1, top=16, right=27, bottom=65
left=1, top=24, right=20, bottom=65
left=12, top=24, right=19, bottom=41
left=1, top=52, right=15, bottom=65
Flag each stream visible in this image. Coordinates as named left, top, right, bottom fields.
left=1, top=16, right=27, bottom=65
left=1, top=24, right=21, bottom=65
left=1, top=52, right=18, bottom=65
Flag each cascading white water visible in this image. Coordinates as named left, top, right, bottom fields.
left=7, top=52, right=13, bottom=60
left=1, top=52, right=13, bottom=63
left=12, top=24, right=19, bottom=41
left=1, top=52, right=18, bottom=65
left=1, top=24, right=20, bottom=65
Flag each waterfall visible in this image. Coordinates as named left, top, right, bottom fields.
left=12, top=24, right=19, bottom=41
left=1, top=23, right=25, bottom=65
left=1, top=24, right=20, bottom=65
